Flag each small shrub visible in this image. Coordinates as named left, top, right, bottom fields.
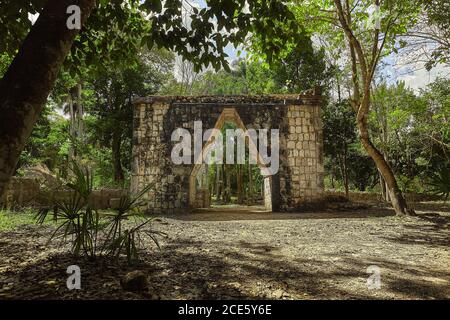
left=427, top=166, right=450, bottom=203
left=35, top=161, right=164, bottom=264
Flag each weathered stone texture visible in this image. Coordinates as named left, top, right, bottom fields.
left=132, top=94, right=324, bottom=213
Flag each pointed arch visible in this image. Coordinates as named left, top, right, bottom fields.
left=188, top=107, right=273, bottom=211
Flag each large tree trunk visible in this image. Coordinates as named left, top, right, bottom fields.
left=357, top=109, right=414, bottom=215
left=111, top=130, right=124, bottom=183
left=0, top=0, right=97, bottom=199
left=334, top=0, right=414, bottom=216
left=379, top=171, right=386, bottom=200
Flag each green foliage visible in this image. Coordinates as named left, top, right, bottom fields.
left=17, top=107, right=71, bottom=176
left=35, top=161, right=99, bottom=258
left=285, top=1, right=417, bottom=63
left=0, top=0, right=47, bottom=55
left=84, top=48, right=174, bottom=185
left=370, top=82, right=424, bottom=177
left=0, top=53, right=13, bottom=78
left=346, top=151, right=379, bottom=191
left=427, top=166, right=450, bottom=202
left=2, top=0, right=447, bottom=200
left=175, top=59, right=280, bottom=95
left=370, top=78, right=449, bottom=191
left=271, top=35, right=332, bottom=93
left=322, top=100, right=380, bottom=192
left=421, top=0, right=450, bottom=69
left=0, top=208, right=56, bottom=231
left=323, top=100, right=356, bottom=157
left=163, top=36, right=332, bottom=96
left=1, top=0, right=298, bottom=75
left=418, top=77, right=450, bottom=155
left=16, top=48, right=174, bottom=186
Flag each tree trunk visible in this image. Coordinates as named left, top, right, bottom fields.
left=248, top=162, right=253, bottom=204
left=222, top=164, right=229, bottom=203
left=203, top=164, right=209, bottom=189
left=225, top=166, right=231, bottom=203
left=0, top=0, right=97, bottom=199
left=73, top=83, right=84, bottom=141
left=112, top=130, right=124, bottom=183
left=379, top=171, right=386, bottom=200
left=334, top=0, right=414, bottom=216
left=357, top=108, right=414, bottom=215
left=215, top=165, right=220, bottom=199
left=68, top=94, right=75, bottom=165
left=343, top=147, right=349, bottom=198
left=218, top=164, right=224, bottom=202
left=337, top=153, right=349, bottom=198
left=68, top=83, right=84, bottom=171
left=382, top=153, right=391, bottom=202
left=237, top=164, right=244, bottom=204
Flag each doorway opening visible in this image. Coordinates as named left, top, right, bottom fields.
left=189, top=108, right=273, bottom=212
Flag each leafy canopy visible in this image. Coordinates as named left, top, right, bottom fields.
left=0, top=0, right=300, bottom=74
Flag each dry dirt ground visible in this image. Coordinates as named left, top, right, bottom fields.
left=0, top=202, right=449, bottom=300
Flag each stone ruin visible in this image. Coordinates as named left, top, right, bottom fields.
left=131, top=92, right=324, bottom=214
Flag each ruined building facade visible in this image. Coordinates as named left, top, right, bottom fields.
left=131, top=93, right=324, bottom=213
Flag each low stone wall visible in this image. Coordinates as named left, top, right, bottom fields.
left=1, top=177, right=126, bottom=210
left=0, top=178, right=40, bottom=209
left=35, top=189, right=127, bottom=209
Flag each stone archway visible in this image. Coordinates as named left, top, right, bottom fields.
left=188, top=107, right=273, bottom=211
left=131, top=93, right=324, bottom=214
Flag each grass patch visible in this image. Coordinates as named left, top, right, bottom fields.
left=0, top=209, right=56, bottom=231
left=0, top=208, right=151, bottom=233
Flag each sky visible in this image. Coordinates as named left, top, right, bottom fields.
left=379, top=45, right=450, bottom=92
left=395, top=63, right=449, bottom=92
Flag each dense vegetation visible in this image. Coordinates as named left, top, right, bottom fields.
left=0, top=0, right=449, bottom=211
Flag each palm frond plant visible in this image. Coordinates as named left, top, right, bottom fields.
left=103, top=184, right=167, bottom=264
left=35, top=160, right=165, bottom=264
left=427, top=166, right=450, bottom=203
left=35, top=160, right=99, bottom=258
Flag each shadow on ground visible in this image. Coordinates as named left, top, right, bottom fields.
left=0, top=202, right=448, bottom=300
left=164, top=206, right=396, bottom=221
left=1, top=228, right=448, bottom=300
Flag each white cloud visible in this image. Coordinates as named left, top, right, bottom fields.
left=396, top=62, right=449, bottom=92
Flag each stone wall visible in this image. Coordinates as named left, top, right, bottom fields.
left=131, top=94, right=324, bottom=213
left=0, top=178, right=40, bottom=209
left=0, top=177, right=126, bottom=210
